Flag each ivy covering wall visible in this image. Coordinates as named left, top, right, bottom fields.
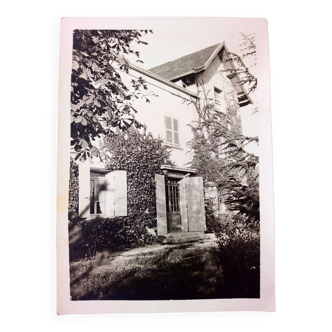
left=68, top=158, right=79, bottom=220
left=101, top=127, right=173, bottom=229
left=69, top=128, right=174, bottom=260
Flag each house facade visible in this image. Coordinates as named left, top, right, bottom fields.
left=75, top=42, right=251, bottom=241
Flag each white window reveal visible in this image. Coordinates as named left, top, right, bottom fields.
left=165, top=116, right=180, bottom=147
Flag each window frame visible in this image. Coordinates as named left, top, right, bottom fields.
left=90, top=172, right=106, bottom=216
left=165, top=178, right=180, bottom=213
left=214, top=87, right=225, bottom=113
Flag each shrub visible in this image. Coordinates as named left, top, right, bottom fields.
left=69, top=216, right=159, bottom=261
left=214, top=212, right=260, bottom=298
left=204, top=197, right=222, bottom=234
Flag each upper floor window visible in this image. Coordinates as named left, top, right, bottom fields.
left=165, top=116, right=180, bottom=147
left=214, top=87, right=224, bottom=111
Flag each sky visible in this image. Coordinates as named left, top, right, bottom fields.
left=128, top=29, right=260, bottom=154
left=131, top=30, right=257, bottom=72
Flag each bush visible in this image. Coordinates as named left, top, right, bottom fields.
left=204, top=197, right=222, bottom=234
left=214, top=212, right=260, bottom=298
left=69, top=216, right=160, bottom=261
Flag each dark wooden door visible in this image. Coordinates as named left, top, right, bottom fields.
left=165, top=179, right=181, bottom=232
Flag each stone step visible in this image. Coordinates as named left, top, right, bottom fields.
left=163, top=232, right=216, bottom=244
left=166, top=231, right=203, bottom=239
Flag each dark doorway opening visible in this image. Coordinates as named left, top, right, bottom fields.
left=165, top=178, right=181, bottom=232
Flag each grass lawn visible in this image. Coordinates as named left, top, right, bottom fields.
left=70, top=241, right=260, bottom=300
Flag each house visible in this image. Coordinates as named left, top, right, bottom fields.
left=75, top=41, right=252, bottom=242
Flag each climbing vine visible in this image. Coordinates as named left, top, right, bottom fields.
left=101, top=127, right=173, bottom=224
left=68, top=158, right=79, bottom=221
left=69, top=128, right=174, bottom=260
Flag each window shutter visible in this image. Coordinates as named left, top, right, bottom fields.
left=174, top=132, right=179, bottom=145
left=173, top=118, right=178, bottom=132
left=165, top=116, right=173, bottom=144
left=155, top=174, right=167, bottom=235
left=185, top=177, right=206, bottom=232
left=178, top=177, right=189, bottom=232
left=165, top=116, right=172, bottom=129
left=166, top=130, right=173, bottom=144
left=78, top=163, right=90, bottom=218
left=105, top=170, right=127, bottom=218
left=173, top=119, right=179, bottom=145
left=114, top=170, right=127, bottom=216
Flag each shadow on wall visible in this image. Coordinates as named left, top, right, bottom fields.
left=69, top=181, right=108, bottom=250
left=68, top=182, right=115, bottom=286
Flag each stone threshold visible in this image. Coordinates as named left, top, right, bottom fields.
left=163, top=232, right=216, bottom=244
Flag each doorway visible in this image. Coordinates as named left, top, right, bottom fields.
left=165, top=178, right=181, bottom=232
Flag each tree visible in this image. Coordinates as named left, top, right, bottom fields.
left=189, top=32, right=259, bottom=225
left=70, top=29, right=152, bottom=162
left=222, top=32, right=257, bottom=95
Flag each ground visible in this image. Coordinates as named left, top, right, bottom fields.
left=70, top=238, right=260, bottom=300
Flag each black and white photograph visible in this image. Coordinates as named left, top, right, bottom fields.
left=57, top=17, right=274, bottom=314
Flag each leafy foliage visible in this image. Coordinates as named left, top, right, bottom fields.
left=221, top=33, right=257, bottom=94
left=101, top=127, right=174, bottom=223
left=204, top=197, right=222, bottom=234
left=214, top=212, right=260, bottom=298
left=71, top=29, right=153, bottom=163
left=69, top=128, right=174, bottom=260
left=189, top=93, right=259, bottom=225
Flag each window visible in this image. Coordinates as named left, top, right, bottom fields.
left=165, top=116, right=180, bottom=147
left=214, top=87, right=223, bottom=111
left=165, top=179, right=180, bottom=213
left=78, top=165, right=127, bottom=218
left=90, top=178, right=106, bottom=214
left=182, top=76, right=195, bottom=87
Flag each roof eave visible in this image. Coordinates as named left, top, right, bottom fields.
left=166, top=42, right=254, bottom=107
left=122, top=61, right=199, bottom=99
left=161, top=165, right=196, bottom=174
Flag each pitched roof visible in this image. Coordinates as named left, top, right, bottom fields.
left=148, top=43, right=221, bottom=81
left=146, top=41, right=253, bottom=107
